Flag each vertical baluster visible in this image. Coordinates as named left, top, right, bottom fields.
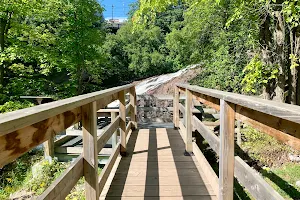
left=82, top=101, right=99, bottom=199
left=111, top=111, right=118, bottom=149
left=185, top=88, right=193, bottom=153
left=219, top=99, right=235, bottom=200
left=173, top=86, right=180, bottom=128
left=119, top=90, right=126, bottom=156
left=130, top=87, right=137, bottom=129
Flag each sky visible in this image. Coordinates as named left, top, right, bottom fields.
left=98, top=0, right=136, bottom=20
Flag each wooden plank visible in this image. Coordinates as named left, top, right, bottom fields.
left=236, top=105, right=300, bottom=150
left=234, top=156, right=284, bottom=200
left=102, top=197, right=216, bottom=200
left=193, top=116, right=219, bottom=153
left=192, top=142, right=219, bottom=196
left=105, top=185, right=214, bottom=197
left=82, top=101, right=99, bottom=199
left=62, top=136, right=82, bottom=147
left=99, top=143, right=120, bottom=194
left=0, top=107, right=81, bottom=168
left=173, top=86, right=180, bottom=127
left=125, top=121, right=132, bottom=136
left=111, top=112, right=118, bottom=149
left=0, top=84, right=133, bottom=136
left=177, top=83, right=300, bottom=125
left=97, top=116, right=120, bottom=154
left=38, top=155, right=83, bottom=200
left=185, top=89, right=193, bottom=153
left=129, top=87, right=137, bottom=129
left=179, top=120, right=186, bottom=143
left=44, top=136, right=54, bottom=158
left=219, top=100, right=235, bottom=200
left=54, top=135, right=76, bottom=147
left=194, top=117, right=285, bottom=199
left=119, top=90, right=126, bottom=156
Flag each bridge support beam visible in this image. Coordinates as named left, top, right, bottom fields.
left=130, top=87, right=137, bottom=129
left=219, top=99, right=235, bottom=200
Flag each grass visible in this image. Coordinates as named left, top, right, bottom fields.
left=241, top=126, right=300, bottom=199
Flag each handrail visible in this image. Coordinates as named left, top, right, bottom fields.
left=0, top=84, right=137, bottom=200
left=174, top=84, right=292, bottom=200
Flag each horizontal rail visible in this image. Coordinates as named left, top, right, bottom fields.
left=97, top=116, right=120, bottom=154
left=177, top=83, right=300, bottom=125
left=193, top=116, right=284, bottom=200
left=38, top=155, right=84, bottom=199
left=98, top=142, right=120, bottom=194
left=0, top=84, right=134, bottom=136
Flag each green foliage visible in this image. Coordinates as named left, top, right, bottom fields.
left=242, top=54, right=278, bottom=93
left=0, top=100, right=34, bottom=113
left=0, top=150, right=43, bottom=199
left=25, top=159, right=67, bottom=195
left=241, top=126, right=292, bottom=167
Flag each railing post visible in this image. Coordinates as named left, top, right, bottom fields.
left=111, top=112, right=118, bottom=149
left=82, top=101, right=99, bottom=200
left=173, top=86, right=180, bottom=128
left=119, top=90, right=126, bottom=156
left=43, top=137, right=54, bottom=161
left=185, top=88, right=193, bottom=153
left=130, top=86, right=137, bottom=129
left=219, top=99, right=235, bottom=200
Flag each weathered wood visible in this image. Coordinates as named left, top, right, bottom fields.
left=130, top=87, right=137, bottom=129
left=82, top=102, right=99, bottom=199
left=173, top=86, right=180, bottom=127
left=185, top=89, right=193, bottom=153
left=177, top=83, right=300, bottom=125
left=44, top=137, right=54, bottom=158
left=194, top=115, right=285, bottom=200
left=0, top=84, right=133, bottom=136
left=0, top=107, right=81, bottom=168
left=111, top=112, right=118, bottom=149
left=193, top=93, right=220, bottom=111
left=234, top=156, right=284, bottom=200
left=119, top=90, right=126, bottom=156
left=54, top=135, right=76, bottom=147
left=236, top=120, right=241, bottom=146
left=192, top=142, right=219, bottom=196
left=193, top=116, right=219, bottom=153
left=219, top=100, right=235, bottom=200
left=179, top=120, right=186, bottom=143
left=38, top=155, right=83, bottom=200
left=236, top=105, right=300, bottom=150
left=125, top=121, right=132, bottom=137
left=96, top=93, right=119, bottom=111
left=99, top=143, right=120, bottom=194
left=97, top=116, right=120, bottom=154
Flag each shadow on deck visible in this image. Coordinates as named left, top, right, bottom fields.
left=101, top=128, right=217, bottom=200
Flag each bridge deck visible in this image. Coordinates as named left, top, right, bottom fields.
left=101, top=128, right=217, bottom=200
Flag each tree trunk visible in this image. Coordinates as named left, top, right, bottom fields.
left=260, top=13, right=274, bottom=99
left=289, top=26, right=300, bottom=104
left=273, top=10, right=286, bottom=103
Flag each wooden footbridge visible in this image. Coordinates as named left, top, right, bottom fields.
left=1, top=84, right=300, bottom=199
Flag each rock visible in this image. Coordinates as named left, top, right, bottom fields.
left=296, top=181, right=300, bottom=187
left=288, top=153, right=300, bottom=162
left=9, top=190, right=34, bottom=200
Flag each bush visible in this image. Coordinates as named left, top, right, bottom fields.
left=0, top=101, right=34, bottom=113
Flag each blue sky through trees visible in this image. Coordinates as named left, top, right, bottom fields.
left=98, top=0, right=136, bottom=20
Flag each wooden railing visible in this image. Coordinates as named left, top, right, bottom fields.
left=174, top=84, right=300, bottom=200
left=0, top=84, right=137, bottom=200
